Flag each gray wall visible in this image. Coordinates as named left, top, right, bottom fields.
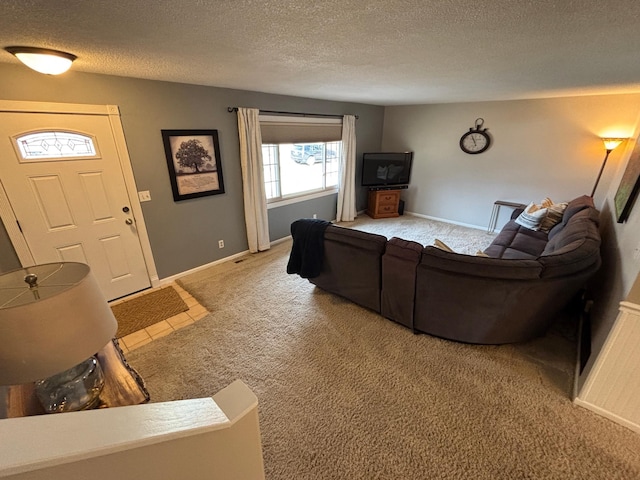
left=0, top=63, right=384, bottom=278
left=267, top=194, right=338, bottom=240
left=381, top=94, right=640, bottom=393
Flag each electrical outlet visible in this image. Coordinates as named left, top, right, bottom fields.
left=138, top=190, right=151, bottom=202
left=218, top=240, right=224, bottom=249
left=313, top=214, right=317, bottom=219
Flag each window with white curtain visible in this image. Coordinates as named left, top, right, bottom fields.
left=259, top=115, right=342, bottom=205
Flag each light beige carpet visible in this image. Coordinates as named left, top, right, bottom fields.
left=126, top=216, right=640, bottom=479
left=112, top=286, right=188, bottom=338
left=343, top=213, right=497, bottom=254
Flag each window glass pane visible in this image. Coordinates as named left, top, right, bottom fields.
left=15, top=131, right=97, bottom=160
left=261, top=145, right=280, bottom=200
left=280, top=143, right=325, bottom=196
left=262, top=141, right=341, bottom=203
left=325, top=141, right=341, bottom=188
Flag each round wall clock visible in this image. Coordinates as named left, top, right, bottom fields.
left=460, top=118, right=491, bottom=154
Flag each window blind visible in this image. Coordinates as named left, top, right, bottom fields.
left=259, top=115, right=342, bottom=144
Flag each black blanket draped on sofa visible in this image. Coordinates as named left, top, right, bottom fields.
left=286, top=218, right=331, bottom=279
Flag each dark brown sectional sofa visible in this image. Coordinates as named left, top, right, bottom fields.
left=288, top=195, right=601, bottom=344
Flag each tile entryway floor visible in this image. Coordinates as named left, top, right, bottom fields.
left=109, top=283, right=208, bottom=353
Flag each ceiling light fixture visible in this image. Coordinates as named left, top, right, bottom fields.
left=5, top=46, right=76, bottom=75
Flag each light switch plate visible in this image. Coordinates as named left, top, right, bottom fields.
left=138, top=191, right=151, bottom=202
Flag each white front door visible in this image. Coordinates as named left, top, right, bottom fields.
left=0, top=109, right=152, bottom=300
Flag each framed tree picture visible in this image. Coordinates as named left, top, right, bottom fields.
left=614, top=137, right=640, bottom=223
left=161, top=129, right=225, bottom=201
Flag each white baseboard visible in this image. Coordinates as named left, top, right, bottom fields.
left=404, top=211, right=488, bottom=231
left=573, top=397, right=640, bottom=434
left=270, top=235, right=292, bottom=246
left=158, top=212, right=485, bottom=289
left=158, top=249, right=250, bottom=286
left=158, top=237, right=294, bottom=286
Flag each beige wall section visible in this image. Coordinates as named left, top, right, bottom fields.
left=579, top=124, right=640, bottom=392
left=382, top=95, right=640, bottom=228
left=381, top=95, right=640, bottom=393
left=0, top=380, right=265, bottom=480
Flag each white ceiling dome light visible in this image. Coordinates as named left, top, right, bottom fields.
left=5, top=46, right=76, bottom=75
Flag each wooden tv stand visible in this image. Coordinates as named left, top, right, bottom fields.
left=366, top=189, right=401, bottom=219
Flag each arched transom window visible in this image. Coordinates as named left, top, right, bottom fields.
left=14, top=131, right=98, bottom=161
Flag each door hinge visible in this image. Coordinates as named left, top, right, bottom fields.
left=16, top=219, right=22, bottom=233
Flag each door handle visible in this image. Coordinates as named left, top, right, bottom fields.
left=125, top=218, right=133, bottom=225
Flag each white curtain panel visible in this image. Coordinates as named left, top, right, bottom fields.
left=237, top=108, right=270, bottom=252
left=336, top=115, right=357, bottom=222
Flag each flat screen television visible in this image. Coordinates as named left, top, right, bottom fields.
left=361, top=152, right=413, bottom=187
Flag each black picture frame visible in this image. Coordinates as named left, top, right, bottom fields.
left=161, top=129, right=225, bottom=201
left=614, top=137, right=640, bottom=223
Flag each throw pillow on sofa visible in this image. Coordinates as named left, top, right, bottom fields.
left=434, top=239, right=490, bottom=257
left=433, top=238, right=454, bottom=252
left=515, top=202, right=548, bottom=230
left=539, top=199, right=568, bottom=233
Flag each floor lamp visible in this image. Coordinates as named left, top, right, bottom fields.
left=590, top=138, right=626, bottom=197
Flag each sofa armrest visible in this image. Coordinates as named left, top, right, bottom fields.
left=511, top=208, right=525, bottom=220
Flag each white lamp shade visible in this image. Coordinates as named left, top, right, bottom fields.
left=0, top=263, right=117, bottom=385
left=602, top=138, right=625, bottom=151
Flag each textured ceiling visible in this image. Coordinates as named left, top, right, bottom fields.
left=2, top=0, right=640, bottom=105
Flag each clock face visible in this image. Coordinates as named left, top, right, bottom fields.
left=460, top=131, right=490, bottom=154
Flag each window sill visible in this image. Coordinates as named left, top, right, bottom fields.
left=267, top=188, right=338, bottom=209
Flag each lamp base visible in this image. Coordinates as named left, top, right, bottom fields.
left=35, top=356, right=105, bottom=413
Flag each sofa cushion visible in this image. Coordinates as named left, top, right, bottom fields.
left=381, top=237, right=424, bottom=328
left=421, top=246, right=543, bottom=280
left=539, top=207, right=601, bottom=277
left=543, top=208, right=600, bottom=255
left=538, top=237, right=601, bottom=278
left=548, top=195, right=596, bottom=239
left=324, top=224, right=387, bottom=251
left=386, top=237, right=423, bottom=260
left=484, top=221, right=548, bottom=259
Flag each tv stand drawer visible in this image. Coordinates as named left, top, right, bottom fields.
left=367, top=189, right=401, bottom=219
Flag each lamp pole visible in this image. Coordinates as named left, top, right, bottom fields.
left=590, top=138, right=626, bottom=198
left=590, top=149, right=612, bottom=198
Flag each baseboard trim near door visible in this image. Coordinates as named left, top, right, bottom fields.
left=158, top=250, right=250, bottom=286
left=158, top=236, right=294, bottom=287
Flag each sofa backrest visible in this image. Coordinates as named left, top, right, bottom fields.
left=539, top=200, right=601, bottom=278
left=381, top=237, right=424, bottom=328
left=548, top=195, right=599, bottom=240
left=309, top=225, right=387, bottom=312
